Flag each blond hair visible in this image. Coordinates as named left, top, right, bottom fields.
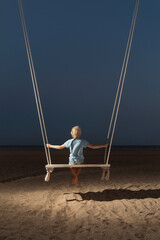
left=71, top=126, right=81, bottom=138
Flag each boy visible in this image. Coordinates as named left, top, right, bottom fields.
left=46, top=126, right=108, bottom=185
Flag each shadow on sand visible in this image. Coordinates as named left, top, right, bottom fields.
left=68, top=189, right=160, bottom=202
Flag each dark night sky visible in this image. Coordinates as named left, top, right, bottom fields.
left=1, top=0, right=160, bottom=146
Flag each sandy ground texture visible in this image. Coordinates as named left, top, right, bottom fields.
left=0, top=149, right=160, bottom=240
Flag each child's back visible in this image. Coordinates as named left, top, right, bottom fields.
left=64, top=138, right=89, bottom=164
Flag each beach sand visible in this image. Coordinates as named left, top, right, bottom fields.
left=0, top=148, right=160, bottom=240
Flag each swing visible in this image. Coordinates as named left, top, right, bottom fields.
left=18, top=0, right=140, bottom=182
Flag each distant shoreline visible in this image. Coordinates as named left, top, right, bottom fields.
left=1, top=145, right=160, bottom=151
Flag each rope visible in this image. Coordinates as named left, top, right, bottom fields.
left=18, top=0, right=52, bottom=164
left=18, top=0, right=139, bottom=166
left=104, top=0, right=140, bottom=164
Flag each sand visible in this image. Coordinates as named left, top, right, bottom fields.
left=0, top=148, right=160, bottom=240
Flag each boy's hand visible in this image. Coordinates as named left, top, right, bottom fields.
left=104, top=143, right=108, bottom=148
left=46, top=143, right=51, bottom=148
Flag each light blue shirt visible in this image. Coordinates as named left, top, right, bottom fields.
left=64, top=138, right=89, bottom=164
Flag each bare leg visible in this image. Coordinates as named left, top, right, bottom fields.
left=76, top=167, right=81, bottom=176
left=70, top=168, right=81, bottom=185
left=70, top=168, right=77, bottom=177
left=70, top=168, right=77, bottom=185
left=74, top=168, right=81, bottom=185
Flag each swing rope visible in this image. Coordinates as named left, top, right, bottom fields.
left=18, top=0, right=52, bottom=165
left=104, top=0, right=140, bottom=164
left=18, top=0, right=139, bottom=168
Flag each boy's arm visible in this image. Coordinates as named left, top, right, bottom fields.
left=88, top=143, right=108, bottom=149
left=46, top=144, right=66, bottom=150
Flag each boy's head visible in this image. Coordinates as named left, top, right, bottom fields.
left=71, top=126, right=81, bottom=139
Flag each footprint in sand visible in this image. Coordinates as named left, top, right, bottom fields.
left=64, top=193, right=82, bottom=201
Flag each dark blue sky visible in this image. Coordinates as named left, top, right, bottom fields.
left=1, top=0, right=160, bottom=146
